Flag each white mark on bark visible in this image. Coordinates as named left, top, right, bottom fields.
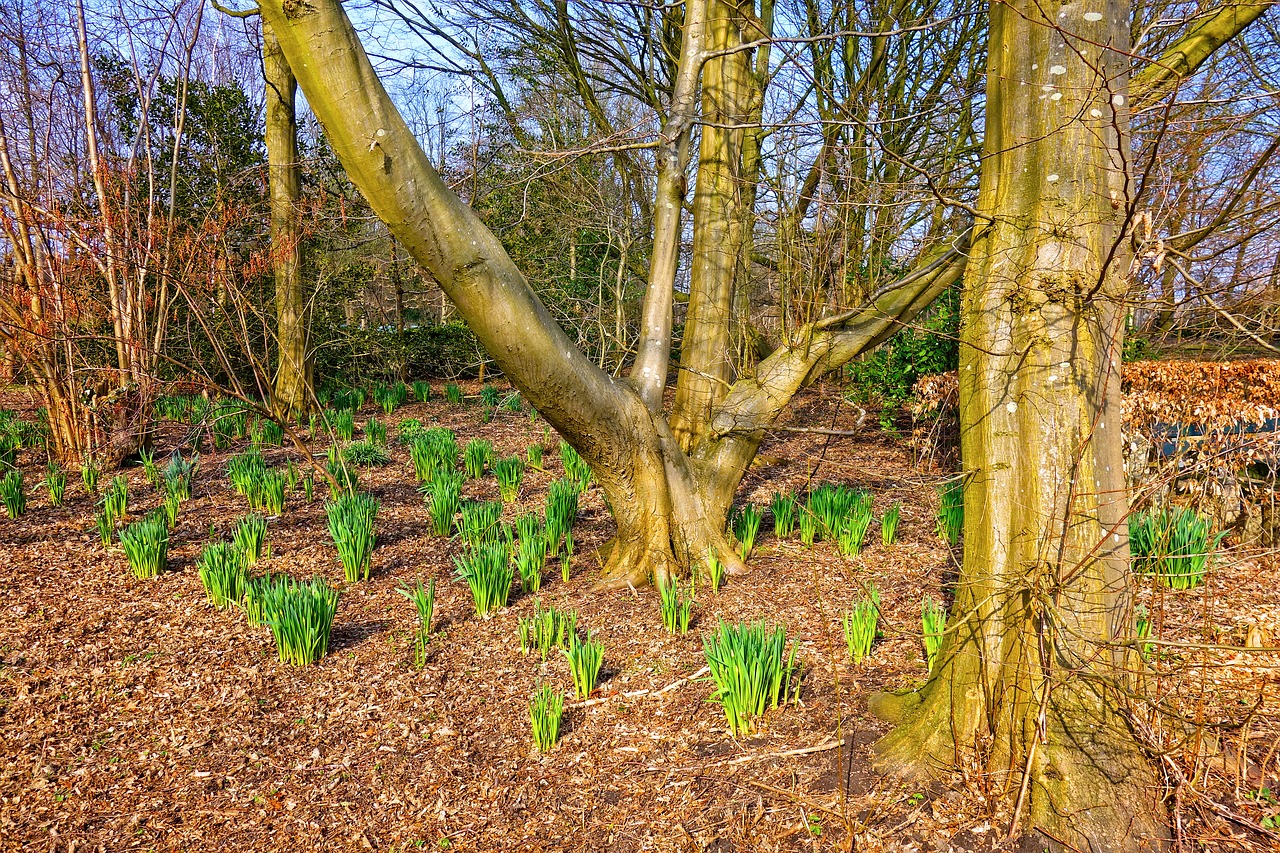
left=1047, top=174, right=1060, bottom=182
left=1049, top=65, right=1067, bottom=76
left=1090, top=108, right=1103, bottom=118
left=1006, top=401, right=1018, bottom=413
left=1042, top=84, right=1056, bottom=92
left=1112, top=94, right=1125, bottom=106
left=1084, top=11, right=1103, bottom=20
left=1051, top=92, right=1063, bottom=101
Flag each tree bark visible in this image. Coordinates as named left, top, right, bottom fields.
left=871, top=1, right=1169, bottom=849
left=265, top=20, right=311, bottom=417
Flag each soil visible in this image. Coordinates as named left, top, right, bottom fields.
left=0, top=382, right=1276, bottom=852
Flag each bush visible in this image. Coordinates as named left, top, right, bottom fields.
left=846, top=285, right=959, bottom=407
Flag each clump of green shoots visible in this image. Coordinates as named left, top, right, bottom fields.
left=518, top=600, right=578, bottom=660
left=325, top=447, right=359, bottom=497
left=1130, top=506, right=1224, bottom=590
left=837, top=492, right=875, bottom=557
left=527, top=443, right=543, bottom=469
left=936, top=480, right=964, bottom=545
left=397, top=578, right=436, bottom=668
left=463, top=438, right=493, bottom=479
left=703, top=620, right=799, bottom=736
left=493, top=455, right=525, bottom=502
left=81, top=460, right=100, bottom=494
left=1, top=469, right=25, bottom=518
left=881, top=503, right=901, bottom=546
left=233, top=513, right=268, bottom=565
left=445, top=383, right=464, bottom=405
left=197, top=541, right=250, bottom=609
left=162, top=490, right=181, bottom=527
left=479, top=384, right=501, bottom=407
left=565, top=630, right=604, bottom=699
left=529, top=684, right=563, bottom=753
left=164, top=452, right=196, bottom=501
left=258, top=575, right=340, bottom=666
left=374, top=381, right=407, bottom=416
left=502, top=392, right=522, bottom=412
left=454, top=540, right=513, bottom=616
left=342, top=439, right=391, bottom=467
left=458, top=499, right=503, bottom=549
left=706, top=549, right=726, bottom=593
left=365, top=416, right=388, bottom=446
left=561, top=532, right=574, bottom=582
left=422, top=470, right=463, bottom=536
left=44, top=464, right=67, bottom=507
left=119, top=512, right=169, bottom=579
left=842, top=584, right=881, bottom=663
left=332, top=409, right=356, bottom=441
left=102, top=476, right=128, bottom=523
left=771, top=491, right=797, bottom=539
left=544, top=478, right=581, bottom=556
left=251, top=417, right=284, bottom=447
left=921, top=596, right=947, bottom=671
left=516, top=532, right=548, bottom=593
left=1134, top=604, right=1154, bottom=661
left=228, top=447, right=266, bottom=497
left=733, top=504, right=763, bottom=560
left=396, top=418, right=425, bottom=446
left=798, top=509, right=818, bottom=548
left=412, top=380, right=431, bottom=402
left=806, top=484, right=861, bottom=541
left=658, top=577, right=693, bottom=634
left=559, top=441, right=592, bottom=487
left=257, top=469, right=286, bottom=514
left=326, top=491, right=379, bottom=582
left=140, top=446, right=161, bottom=488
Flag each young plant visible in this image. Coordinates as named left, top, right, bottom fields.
left=453, top=540, right=513, bottom=616
left=881, top=503, right=902, bottom=546
left=333, top=409, right=356, bottom=441
left=458, top=499, right=503, bottom=548
left=544, top=478, right=581, bottom=556
left=798, top=510, right=818, bottom=548
left=259, top=575, right=340, bottom=666
left=527, top=443, right=543, bottom=469
left=706, top=549, right=726, bottom=593
left=733, top=504, right=763, bottom=560
left=326, top=492, right=380, bottom=582
left=936, top=480, right=964, bottom=545
left=529, top=684, right=563, bottom=753
left=140, top=446, right=161, bottom=488
left=463, top=438, right=493, bottom=479
left=493, top=455, right=525, bottom=502
left=163, top=489, right=181, bottom=527
left=44, top=464, right=67, bottom=507
left=515, top=533, right=548, bottom=593
left=842, top=585, right=881, bottom=663
left=502, top=392, right=522, bottom=412
left=412, top=380, right=431, bottom=402
left=518, top=601, right=578, bottom=659
left=561, top=532, right=574, bottom=582
left=397, top=578, right=436, bottom=667
left=365, top=416, right=388, bottom=445
left=258, top=470, right=286, bottom=515
left=564, top=630, right=604, bottom=699
left=119, top=513, right=169, bottom=579
left=325, top=448, right=359, bottom=497
left=251, top=417, right=284, bottom=447
left=95, top=509, right=115, bottom=546
left=227, top=447, right=267, bottom=497
left=164, top=452, right=197, bottom=501
left=658, top=577, right=693, bottom=634
left=1134, top=506, right=1225, bottom=590
left=374, top=381, right=407, bottom=415
left=479, top=384, right=501, bottom=407
left=81, top=461, right=100, bottom=494
left=102, top=476, right=128, bottom=524
left=197, top=541, right=250, bottom=609
left=1134, top=604, right=1154, bottom=661
left=422, top=471, right=463, bottom=536
left=0, top=470, right=25, bottom=518
left=921, top=596, right=947, bottom=671
left=703, top=620, right=799, bottom=736
left=559, top=441, right=593, bottom=487
left=445, top=383, right=464, bottom=405
left=771, top=491, right=797, bottom=539
left=343, top=439, right=391, bottom=466
left=837, top=506, right=874, bottom=557
left=233, top=514, right=269, bottom=565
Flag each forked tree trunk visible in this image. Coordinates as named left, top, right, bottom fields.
left=265, top=21, right=311, bottom=417
left=870, top=0, right=1169, bottom=848
left=257, top=0, right=967, bottom=589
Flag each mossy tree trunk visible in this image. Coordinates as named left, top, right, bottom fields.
left=870, top=0, right=1170, bottom=848
left=265, top=21, right=311, bottom=417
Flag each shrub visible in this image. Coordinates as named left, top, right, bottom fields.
left=842, top=585, right=881, bottom=663
left=260, top=576, right=340, bottom=666
left=0, top=470, right=25, bottom=518
left=197, top=542, right=250, bottom=609
left=463, top=439, right=493, bottom=479
left=703, top=620, right=799, bottom=735
left=326, top=492, right=380, bottom=582
left=529, top=684, right=563, bottom=753
left=119, top=513, right=169, bottom=579
left=881, top=503, right=901, bottom=546
left=233, top=513, right=268, bottom=565
left=565, top=630, right=603, bottom=699
left=44, top=464, right=67, bottom=507
left=658, top=577, right=693, bottom=634
left=397, top=578, right=436, bottom=667
left=921, top=596, right=947, bottom=671
left=454, top=540, right=513, bottom=616
left=422, top=471, right=463, bottom=536
left=493, top=455, right=525, bottom=502
left=936, top=480, right=964, bottom=545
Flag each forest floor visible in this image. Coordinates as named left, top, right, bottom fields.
left=0, top=382, right=1277, bottom=853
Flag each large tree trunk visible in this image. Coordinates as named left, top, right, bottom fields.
left=265, top=21, right=311, bottom=417
left=870, top=0, right=1169, bottom=848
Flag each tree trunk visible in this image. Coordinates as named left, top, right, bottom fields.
left=266, top=20, right=311, bottom=417
left=870, top=1, right=1169, bottom=848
